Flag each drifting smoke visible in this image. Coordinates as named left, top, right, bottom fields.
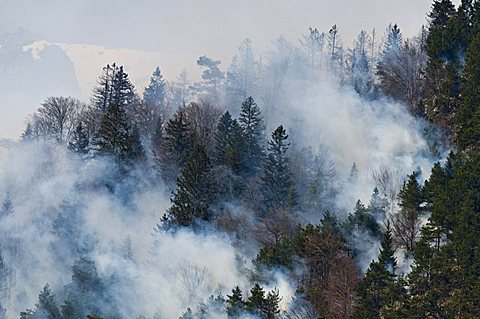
left=0, top=25, right=449, bottom=319
left=0, top=143, right=293, bottom=318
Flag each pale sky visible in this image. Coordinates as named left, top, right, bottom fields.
left=0, top=0, right=462, bottom=60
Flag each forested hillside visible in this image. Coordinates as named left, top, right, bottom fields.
left=1, top=0, right=480, bottom=318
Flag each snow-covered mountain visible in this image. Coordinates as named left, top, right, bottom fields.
left=57, top=43, right=200, bottom=100
left=0, top=29, right=201, bottom=140
left=0, top=29, right=80, bottom=139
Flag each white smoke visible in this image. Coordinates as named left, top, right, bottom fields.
left=0, top=142, right=293, bottom=318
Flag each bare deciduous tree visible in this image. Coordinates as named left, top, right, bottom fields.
left=172, top=263, right=209, bottom=305
left=253, top=208, right=295, bottom=246
left=30, top=96, right=85, bottom=143
left=371, top=165, right=402, bottom=213
left=325, top=255, right=358, bottom=319
left=377, top=39, right=427, bottom=114
left=390, top=208, right=421, bottom=253
left=181, top=101, right=222, bottom=153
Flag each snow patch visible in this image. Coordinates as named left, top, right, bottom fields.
left=22, top=40, right=48, bottom=60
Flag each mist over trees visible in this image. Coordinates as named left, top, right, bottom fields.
left=3, top=0, right=480, bottom=318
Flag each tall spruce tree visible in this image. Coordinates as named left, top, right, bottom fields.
left=214, top=111, right=247, bottom=174
left=167, top=145, right=216, bottom=226
left=68, top=122, right=90, bottom=154
left=92, top=63, right=136, bottom=113
left=260, top=125, right=295, bottom=211
left=143, top=66, right=166, bottom=107
left=37, top=284, right=61, bottom=319
left=214, top=111, right=235, bottom=166
left=161, top=110, right=194, bottom=183
left=238, top=97, right=264, bottom=173
left=355, top=222, right=398, bottom=319
left=111, top=65, right=136, bottom=108
left=226, top=286, right=245, bottom=318
left=457, top=33, right=480, bottom=150
left=92, top=102, right=144, bottom=164
left=246, top=284, right=266, bottom=317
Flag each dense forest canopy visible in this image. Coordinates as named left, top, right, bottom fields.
left=2, top=0, right=480, bottom=318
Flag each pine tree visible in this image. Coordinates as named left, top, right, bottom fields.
left=457, top=33, right=480, bottom=150
left=392, top=171, right=424, bottom=252
left=214, top=111, right=247, bottom=174
left=398, top=171, right=423, bottom=213
left=111, top=65, right=136, bottom=108
left=163, top=110, right=194, bottom=166
left=384, top=24, right=403, bottom=52
left=225, top=39, right=257, bottom=108
left=92, top=63, right=136, bottom=113
left=68, top=122, right=90, bottom=154
left=167, top=145, right=216, bottom=226
left=0, top=249, right=9, bottom=301
left=425, top=0, right=457, bottom=60
left=0, top=192, right=13, bottom=217
left=214, top=111, right=235, bottom=166
left=260, top=125, right=295, bottom=211
left=345, top=199, right=381, bottom=238
left=246, top=284, right=265, bottom=316
left=21, top=122, right=35, bottom=141
left=143, top=66, right=166, bottom=107
left=92, top=102, right=145, bottom=164
left=226, top=286, right=244, bottom=318
left=368, top=187, right=389, bottom=221
left=238, top=97, right=264, bottom=173
left=355, top=222, right=398, bottom=319
left=226, top=120, right=248, bottom=174
left=423, top=0, right=460, bottom=133
left=197, top=55, right=225, bottom=103
left=179, top=308, right=194, bottom=319
left=37, top=284, right=61, bottom=319
left=348, top=30, right=374, bottom=97
left=92, top=63, right=116, bottom=113
left=263, top=289, right=281, bottom=319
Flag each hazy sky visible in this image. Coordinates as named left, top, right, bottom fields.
left=0, top=0, right=461, bottom=60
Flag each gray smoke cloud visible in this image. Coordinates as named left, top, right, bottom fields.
left=0, top=142, right=293, bottom=318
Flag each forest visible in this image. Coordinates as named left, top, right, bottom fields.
left=0, top=0, right=480, bottom=318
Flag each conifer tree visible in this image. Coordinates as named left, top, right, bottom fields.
left=355, top=222, right=397, bottom=319
left=260, top=125, right=295, bottom=211
left=368, top=187, right=389, bottom=221
left=0, top=192, right=13, bottom=217
left=68, top=122, right=90, bottom=154
left=0, top=249, right=9, bottom=301
left=345, top=200, right=381, bottom=238
left=92, top=102, right=144, bottom=164
left=215, top=111, right=247, bottom=174
left=246, top=284, right=266, bottom=316
left=226, top=120, right=248, bottom=174
left=425, top=0, right=457, bottom=60
left=214, top=111, right=235, bottom=166
left=143, top=66, right=166, bottom=107
left=37, top=284, right=61, bottom=319
left=111, top=65, right=136, bottom=108
left=238, top=97, right=264, bottom=173
left=167, top=145, right=216, bottom=226
left=457, top=33, right=480, bottom=150
left=226, top=286, right=245, bottom=318
left=21, top=122, right=35, bottom=141
left=163, top=110, right=194, bottom=167
left=391, top=171, right=424, bottom=252
left=263, top=289, right=281, bottom=319
left=92, top=63, right=136, bottom=114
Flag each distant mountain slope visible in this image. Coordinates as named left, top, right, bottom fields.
left=57, top=43, right=199, bottom=100
left=0, top=29, right=201, bottom=139
left=0, top=29, right=80, bottom=139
